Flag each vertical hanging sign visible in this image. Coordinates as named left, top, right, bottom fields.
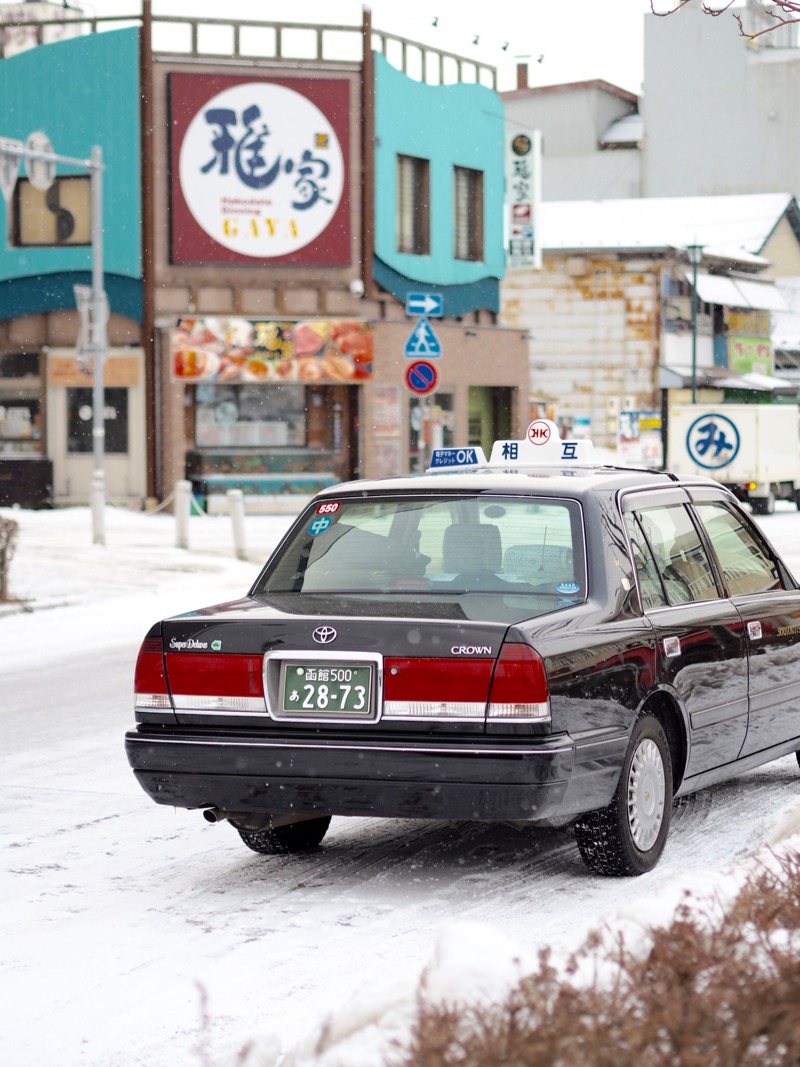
left=506, top=127, right=541, bottom=269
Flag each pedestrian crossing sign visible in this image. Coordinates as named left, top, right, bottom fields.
left=404, top=316, right=442, bottom=358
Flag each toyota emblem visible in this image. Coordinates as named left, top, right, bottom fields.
left=313, top=626, right=337, bottom=644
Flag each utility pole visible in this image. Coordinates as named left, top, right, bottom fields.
left=0, top=135, right=108, bottom=543
left=687, top=244, right=703, bottom=405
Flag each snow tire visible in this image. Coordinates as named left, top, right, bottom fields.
left=237, top=816, right=332, bottom=855
left=574, top=714, right=673, bottom=877
left=752, top=491, right=775, bottom=516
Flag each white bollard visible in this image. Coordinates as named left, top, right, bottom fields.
left=175, top=479, right=192, bottom=549
left=91, top=471, right=106, bottom=546
left=227, top=488, right=247, bottom=560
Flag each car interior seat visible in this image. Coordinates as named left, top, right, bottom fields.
left=442, top=522, right=502, bottom=575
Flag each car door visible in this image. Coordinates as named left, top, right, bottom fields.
left=623, top=490, right=748, bottom=777
left=690, top=492, right=800, bottom=758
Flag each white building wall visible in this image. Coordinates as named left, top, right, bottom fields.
left=503, top=85, right=642, bottom=202
left=539, top=153, right=641, bottom=202
left=643, top=7, right=800, bottom=199
left=499, top=12, right=800, bottom=205
left=502, top=256, right=660, bottom=446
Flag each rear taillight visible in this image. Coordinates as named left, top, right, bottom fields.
left=166, top=653, right=265, bottom=713
left=487, top=643, right=550, bottom=722
left=134, top=636, right=172, bottom=710
left=383, top=657, right=493, bottom=719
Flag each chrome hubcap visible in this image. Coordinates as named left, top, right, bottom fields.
left=627, top=738, right=665, bottom=851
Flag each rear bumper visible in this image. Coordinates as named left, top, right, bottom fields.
left=125, top=728, right=625, bottom=823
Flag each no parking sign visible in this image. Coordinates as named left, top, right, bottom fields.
left=405, top=359, right=439, bottom=395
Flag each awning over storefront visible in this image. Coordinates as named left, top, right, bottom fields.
left=659, top=364, right=798, bottom=396
left=715, top=370, right=797, bottom=392
left=683, top=271, right=788, bottom=311
left=730, top=278, right=788, bottom=312
left=684, top=271, right=742, bottom=307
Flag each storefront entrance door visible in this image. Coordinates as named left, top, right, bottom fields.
left=47, top=351, right=147, bottom=506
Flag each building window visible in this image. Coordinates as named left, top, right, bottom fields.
left=454, top=165, right=484, bottom=261
left=397, top=154, right=430, bottom=255
left=11, top=176, right=91, bottom=247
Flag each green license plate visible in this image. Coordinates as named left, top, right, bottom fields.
left=281, top=662, right=373, bottom=716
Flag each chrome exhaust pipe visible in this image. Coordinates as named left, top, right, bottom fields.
left=202, top=808, right=322, bottom=831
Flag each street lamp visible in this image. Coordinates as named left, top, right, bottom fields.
left=0, top=136, right=107, bottom=543
left=686, top=243, right=704, bottom=404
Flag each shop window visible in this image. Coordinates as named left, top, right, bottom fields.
left=0, top=351, right=40, bottom=378
left=0, top=350, right=43, bottom=455
left=0, top=398, right=42, bottom=454
left=408, top=393, right=454, bottom=472
left=194, top=383, right=306, bottom=447
left=454, top=165, right=484, bottom=261
left=468, top=386, right=512, bottom=457
left=397, top=154, right=430, bottom=256
left=12, top=176, right=91, bottom=247
left=67, top=387, right=128, bottom=454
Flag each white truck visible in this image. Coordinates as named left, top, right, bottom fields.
left=666, top=403, right=800, bottom=515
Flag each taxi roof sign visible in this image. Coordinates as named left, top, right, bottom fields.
left=489, top=420, right=595, bottom=465
left=427, top=422, right=595, bottom=473
left=428, top=446, right=487, bottom=470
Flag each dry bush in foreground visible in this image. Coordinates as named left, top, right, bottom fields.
left=397, top=849, right=800, bottom=1067
left=0, top=515, right=19, bottom=601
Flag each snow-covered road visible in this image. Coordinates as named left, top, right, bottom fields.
left=2, top=503, right=800, bottom=1066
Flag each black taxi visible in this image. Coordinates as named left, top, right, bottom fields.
left=125, top=420, right=800, bottom=876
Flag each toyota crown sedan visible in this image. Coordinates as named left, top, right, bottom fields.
left=125, top=421, right=800, bottom=876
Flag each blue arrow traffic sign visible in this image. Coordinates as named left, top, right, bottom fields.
left=404, top=316, right=442, bottom=358
left=405, top=291, right=443, bottom=317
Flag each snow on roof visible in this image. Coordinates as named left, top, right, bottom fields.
left=502, top=78, right=639, bottom=105
left=540, top=193, right=796, bottom=256
left=600, top=112, right=643, bottom=146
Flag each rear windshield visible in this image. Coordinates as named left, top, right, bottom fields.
left=253, top=494, right=586, bottom=622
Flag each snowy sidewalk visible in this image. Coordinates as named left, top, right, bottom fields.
left=0, top=504, right=298, bottom=674
left=0, top=503, right=297, bottom=616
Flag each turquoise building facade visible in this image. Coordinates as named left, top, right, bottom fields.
left=372, top=53, right=506, bottom=315
left=0, top=28, right=142, bottom=322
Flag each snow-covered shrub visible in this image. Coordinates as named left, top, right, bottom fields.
left=0, top=515, right=18, bottom=601
left=395, top=848, right=800, bottom=1067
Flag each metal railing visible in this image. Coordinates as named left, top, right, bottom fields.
left=0, top=10, right=497, bottom=87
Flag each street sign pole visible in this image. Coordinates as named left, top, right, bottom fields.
left=90, top=145, right=107, bottom=546
left=0, top=136, right=107, bottom=543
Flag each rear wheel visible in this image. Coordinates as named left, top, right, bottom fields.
left=574, top=715, right=672, bottom=877
left=752, top=490, right=775, bottom=516
left=238, top=816, right=332, bottom=855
